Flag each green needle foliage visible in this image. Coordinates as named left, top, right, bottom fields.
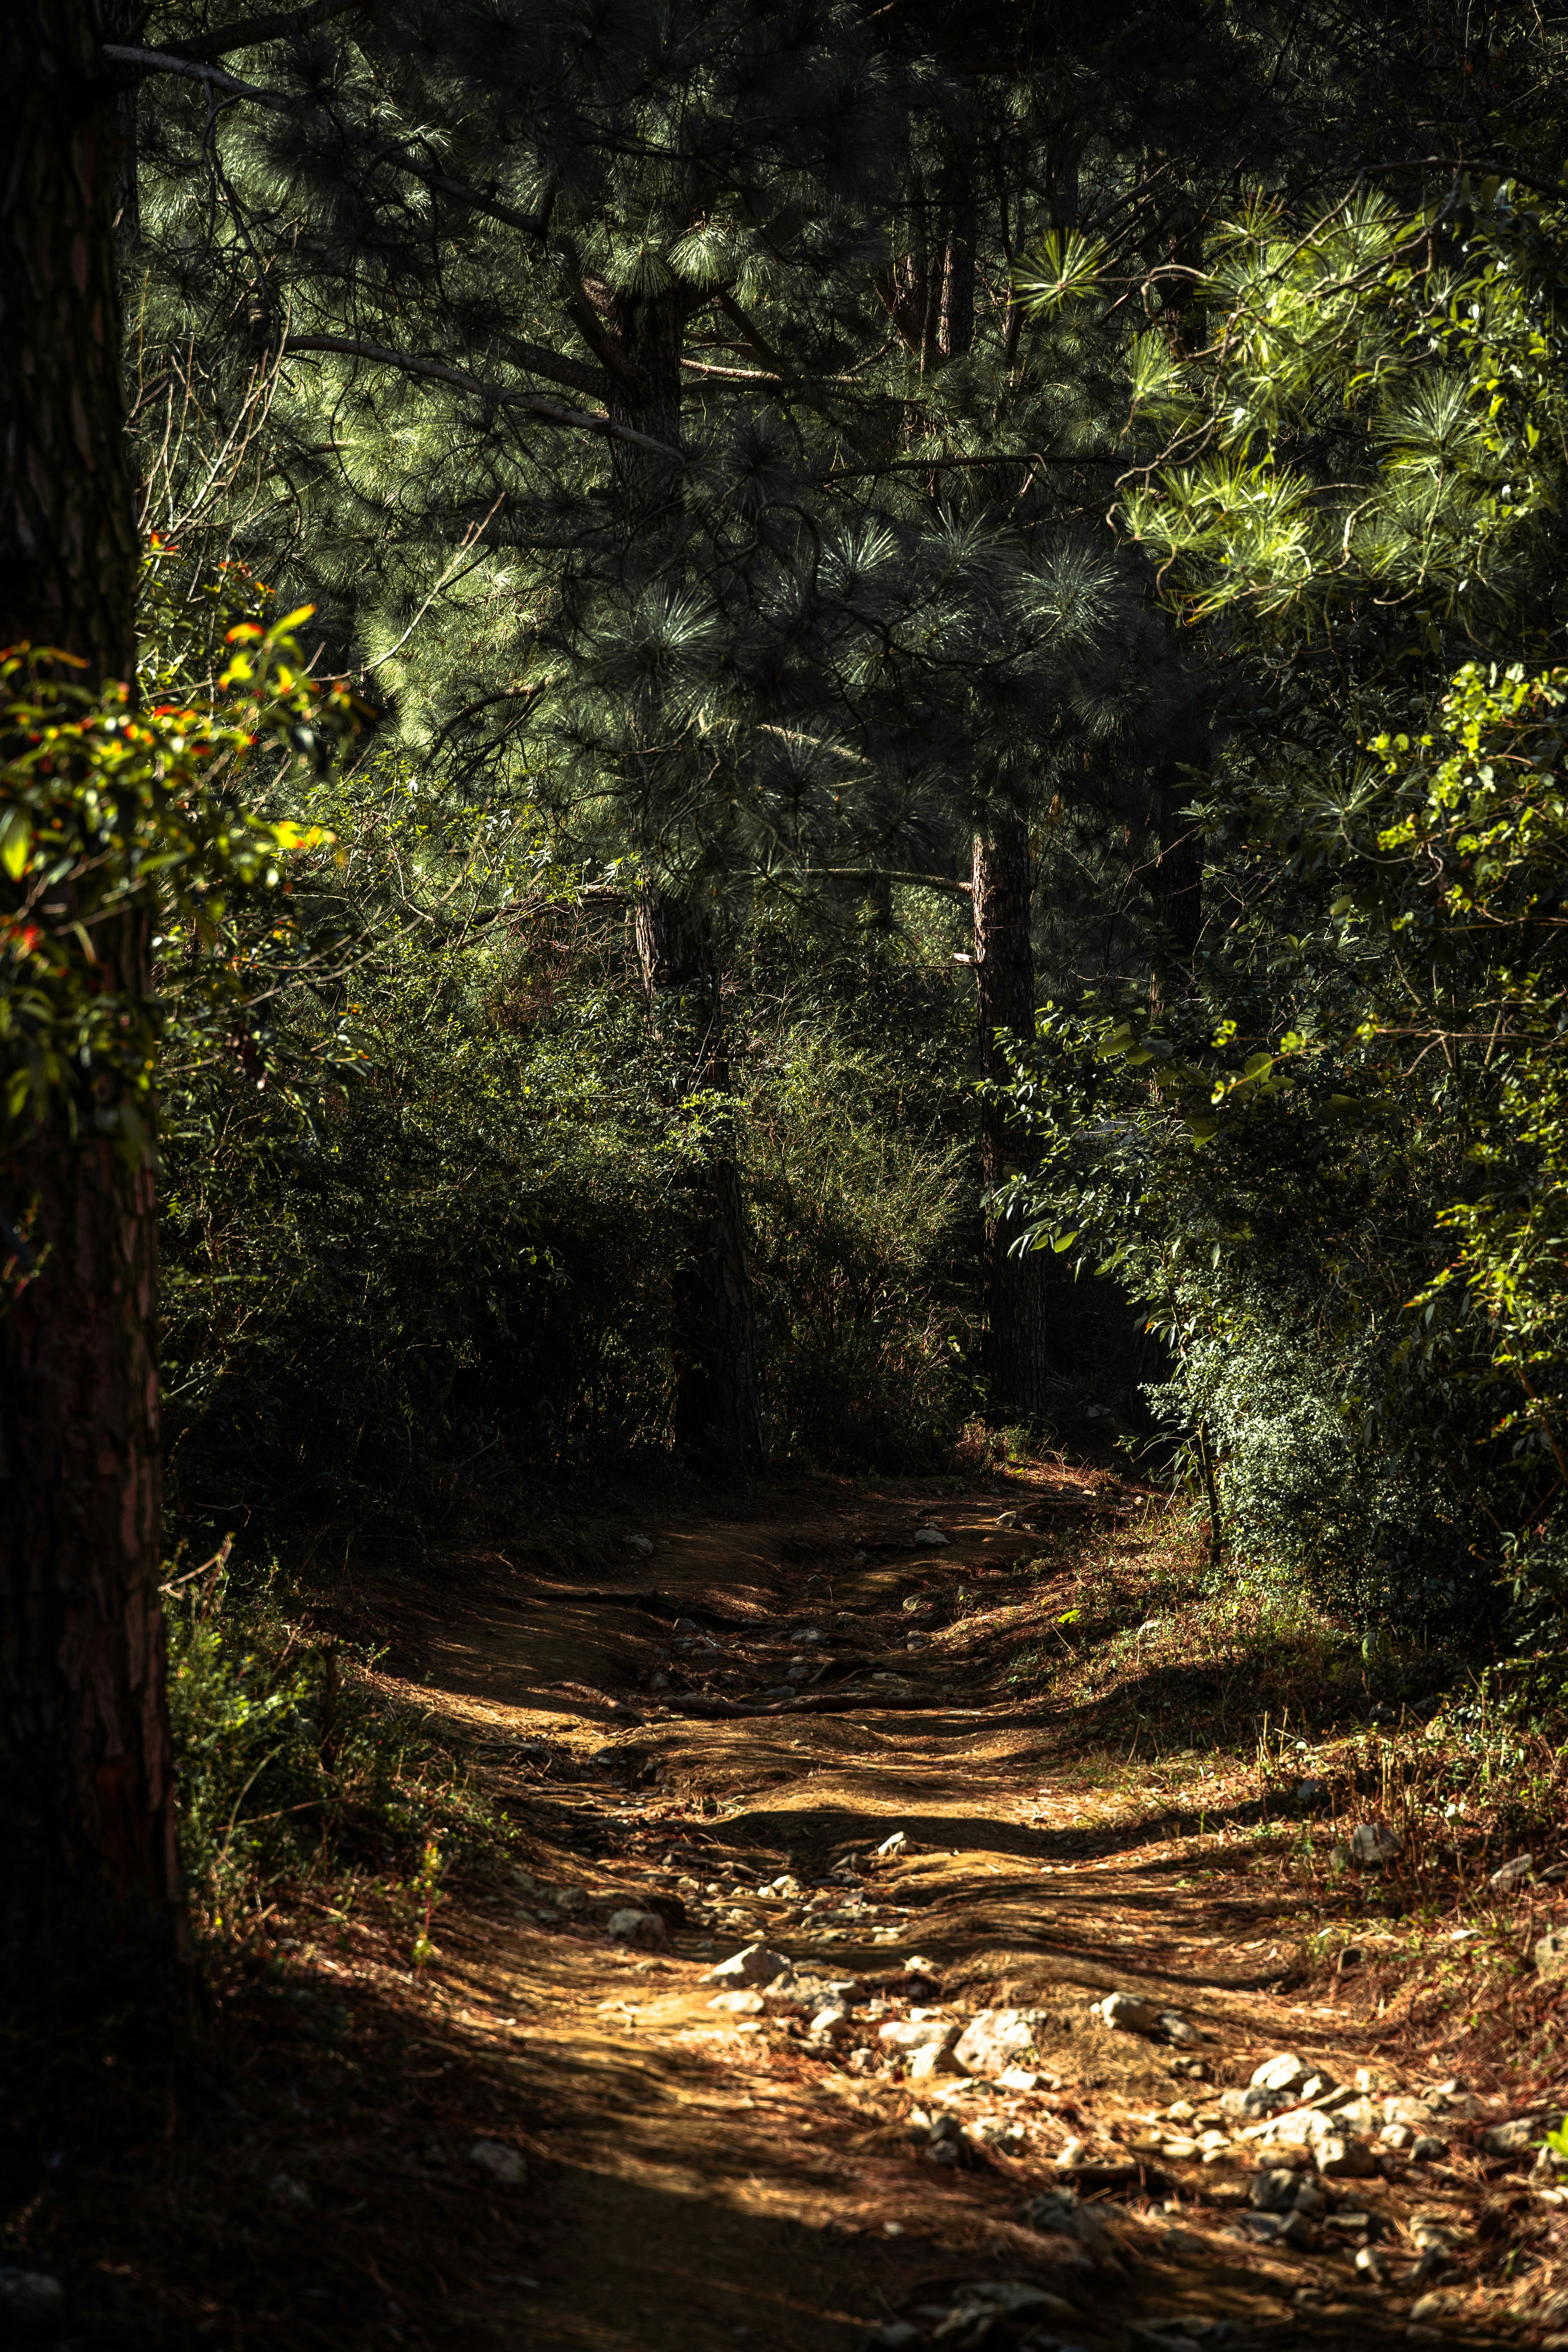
left=1003, top=172, right=1568, bottom=1654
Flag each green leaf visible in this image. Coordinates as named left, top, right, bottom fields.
left=0, top=806, right=31, bottom=881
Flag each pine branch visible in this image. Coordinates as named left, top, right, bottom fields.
left=821, top=451, right=1118, bottom=481
left=812, top=868, right=974, bottom=896
left=280, top=336, right=680, bottom=454
left=499, top=337, right=614, bottom=403
left=156, top=0, right=368, bottom=63
left=104, top=46, right=551, bottom=239
left=716, top=293, right=790, bottom=380
left=558, top=261, right=650, bottom=400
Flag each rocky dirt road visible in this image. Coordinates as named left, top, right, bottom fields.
left=343, top=1468, right=1549, bottom=2352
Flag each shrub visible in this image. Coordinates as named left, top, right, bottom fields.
left=165, top=1551, right=507, bottom=1932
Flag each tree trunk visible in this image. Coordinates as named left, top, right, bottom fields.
left=1148, top=708, right=1210, bottom=960
left=0, top=3, right=139, bottom=669
left=972, top=808, right=1051, bottom=1423
left=606, top=287, right=685, bottom=536
left=103, top=0, right=143, bottom=250
left=0, top=2, right=185, bottom=2000
left=603, top=279, right=765, bottom=1476
left=635, top=893, right=767, bottom=1480
left=937, top=167, right=976, bottom=361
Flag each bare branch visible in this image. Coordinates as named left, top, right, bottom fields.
left=159, top=0, right=368, bottom=64
left=810, top=867, right=974, bottom=897
left=501, top=338, right=615, bottom=403
left=105, top=44, right=289, bottom=107
left=716, top=292, right=791, bottom=379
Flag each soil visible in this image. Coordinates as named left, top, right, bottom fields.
left=13, top=1465, right=1547, bottom=2348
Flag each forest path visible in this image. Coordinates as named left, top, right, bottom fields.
left=371, top=1469, right=1506, bottom=2352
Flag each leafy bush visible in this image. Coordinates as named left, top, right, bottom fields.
left=1002, top=185, right=1568, bottom=1644
left=159, top=760, right=988, bottom=1521
left=745, top=1017, right=977, bottom=1466
left=165, top=1552, right=507, bottom=1931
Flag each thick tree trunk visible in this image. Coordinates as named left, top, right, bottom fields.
left=972, top=808, right=1051, bottom=1423
left=0, top=3, right=184, bottom=1998
left=606, top=289, right=686, bottom=535
left=635, top=893, right=767, bottom=1480
left=0, top=3, right=139, bottom=668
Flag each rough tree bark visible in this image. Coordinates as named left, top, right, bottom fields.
left=634, top=893, right=767, bottom=1479
left=972, top=805, right=1051, bottom=1423
left=0, top=2, right=185, bottom=1998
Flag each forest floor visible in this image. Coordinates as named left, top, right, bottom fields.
left=21, top=1462, right=1568, bottom=2349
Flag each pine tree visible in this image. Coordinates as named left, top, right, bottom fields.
left=0, top=0, right=183, bottom=1999
left=108, top=0, right=1452, bottom=1441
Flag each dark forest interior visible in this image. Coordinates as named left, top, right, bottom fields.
left=10, top=5, right=1568, bottom=2348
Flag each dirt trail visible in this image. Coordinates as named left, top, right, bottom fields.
left=371, top=1471, right=1518, bottom=2352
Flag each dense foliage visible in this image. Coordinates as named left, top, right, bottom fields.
left=1003, top=178, right=1568, bottom=1646
left=10, top=3, right=1567, bottom=1656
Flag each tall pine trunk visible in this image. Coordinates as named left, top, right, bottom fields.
left=0, top=2, right=184, bottom=1996
left=973, top=807, right=1050, bottom=1423
left=634, top=894, right=766, bottom=1478
left=609, top=286, right=765, bottom=1476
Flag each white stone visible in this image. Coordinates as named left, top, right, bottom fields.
left=908, top=2040, right=962, bottom=2081
left=1491, top=1852, right=1534, bottom=1892
left=1314, top=2131, right=1378, bottom=2178
left=625, top=1533, right=655, bottom=1556
left=912, top=1526, right=950, bottom=1547
left=1349, top=1821, right=1403, bottom=1867
left=606, top=1907, right=667, bottom=1947
left=703, top=1943, right=793, bottom=1988
left=1097, top=1990, right=1163, bottom=2035
left=953, top=2008, right=1049, bottom=2074
left=1481, top=2115, right=1546, bottom=2156
left=875, top=1830, right=908, bottom=1858
left=1161, top=2009, right=1202, bottom=2046
left=468, top=2140, right=527, bottom=2185
left=879, top=2016, right=959, bottom=2054
left=998, top=2066, right=1040, bottom=2091
left=1250, top=2052, right=1310, bottom=2096
left=710, top=1990, right=765, bottom=2014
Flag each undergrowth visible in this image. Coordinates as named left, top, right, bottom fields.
left=995, top=1487, right=1568, bottom=2079
left=165, top=1546, right=511, bottom=1945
